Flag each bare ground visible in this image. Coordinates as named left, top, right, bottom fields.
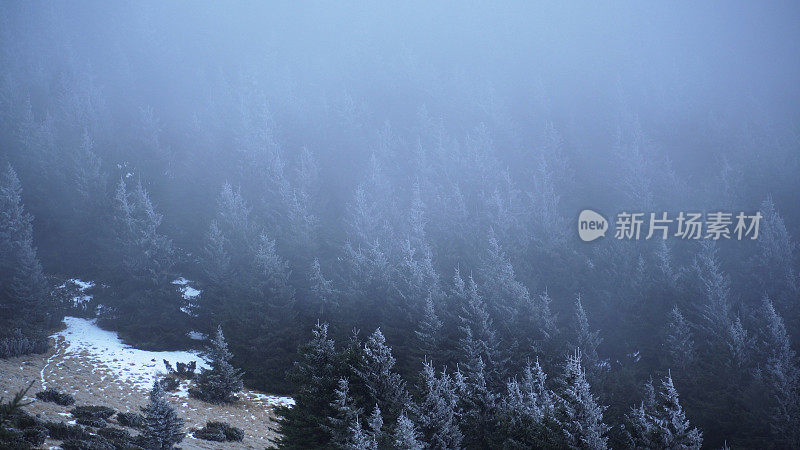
left=0, top=335, right=285, bottom=449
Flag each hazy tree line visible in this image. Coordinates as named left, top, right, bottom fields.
left=1, top=2, right=799, bottom=448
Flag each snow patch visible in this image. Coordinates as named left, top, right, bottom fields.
left=244, top=391, right=295, bottom=407
left=52, top=317, right=207, bottom=392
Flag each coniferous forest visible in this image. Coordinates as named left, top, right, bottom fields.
left=1, top=2, right=800, bottom=449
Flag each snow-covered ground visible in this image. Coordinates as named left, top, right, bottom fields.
left=51, top=316, right=207, bottom=391
left=48, top=316, right=295, bottom=407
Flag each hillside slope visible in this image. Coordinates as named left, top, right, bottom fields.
left=0, top=317, right=292, bottom=449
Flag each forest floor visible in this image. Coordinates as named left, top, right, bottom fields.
left=0, top=317, right=292, bottom=449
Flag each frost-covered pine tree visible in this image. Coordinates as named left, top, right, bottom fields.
left=193, top=326, right=243, bottom=404
left=454, top=269, right=505, bottom=387
left=202, top=220, right=230, bottom=286
left=309, top=257, right=336, bottom=316
left=572, top=294, right=602, bottom=371
left=557, top=349, right=608, bottom=449
left=113, top=178, right=175, bottom=285
left=414, top=296, right=442, bottom=362
left=755, top=197, right=799, bottom=312
left=666, top=306, right=695, bottom=370
left=354, top=329, right=410, bottom=425
left=499, top=358, right=560, bottom=447
left=142, top=379, right=185, bottom=449
left=753, top=296, right=800, bottom=447
left=416, top=360, right=463, bottom=450
left=393, top=412, right=424, bottom=450
left=657, top=372, right=703, bottom=449
left=0, top=165, right=46, bottom=334
left=624, top=372, right=702, bottom=449
left=328, top=378, right=362, bottom=449
left=457, top=355, right=499, bottom=448
left=277, top=322, right=339, bottom=449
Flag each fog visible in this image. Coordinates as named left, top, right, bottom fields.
left=1, top=2, right=799, bottom=448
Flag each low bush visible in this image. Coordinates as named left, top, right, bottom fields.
left=115, top=412, right=145, bottom=429
left=70, top=405, right=115, bottom=421
left=159, top=375, right=180, bottom=392
left=194, top=421, right=244, bottom=442
left=76, top=418, right=106, bottom=428
left=36, top=389, right=75, bottom=406
left=61, top=436, right=115, bottom=450
left=43, top=421, right=91, bottom=441
left=97, top=426, right=130, bottom=440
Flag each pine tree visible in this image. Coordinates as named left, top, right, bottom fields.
left=328, top=378, right=362, bottom=449
left=557, top=350, right=609, bottom=449
left=354, top=329, right=410, bottom=426
left=142, top=379, right=185, bottom=449
left=454, top=269, right=505, bottom=388
left=624, top=373, right=702, bottom=449
left=666, top=306, right=695, bottom=370
left=113, top=178, right=174, bottom=285
left=658, top=373, right=703, bottom=449
left=572, top=294, right=602, bottom=371
left=193, top=326, right=243, bottom=404
left=414, top=296, right=443, bottom=362
left=499, top=358, right=560, bottom=447
left=0, top=165, right=46, bottom=336
left=277, top=322, right=340, bottom=449
left=393, top=412, right=424, bottom=450
left=310, top=257, right=336, bottom=316
left=755, top=197, right=798, bottom=312
left=416, top=360, right=463, bottom=450
left=457, top=355, right=500, bottom=448
left=203, top=220, right=230, bottom=286
left=754, top=296, right=800, bottom=446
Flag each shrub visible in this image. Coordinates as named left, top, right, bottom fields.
left=175, top=361, right=196, bottom=378
left=159, top=376, right=180, bottom=392
left=36, top=389, right=75, bottom=406
left=194, top=421, right=244, bottom=442
left=76, top=418, right=106, bottom=428
left=43, top=421, right=91, bottom=440
left=22, top=426, right=48, bottom=446
left=115, top=412, right=145, bottom=429
left=61, top=436, right=115, bottom=450
left=0, top=330, right=48, bottom=359
left=97, top=426, right=130, bottom=440
left=70, top=405, right=115, bottom=421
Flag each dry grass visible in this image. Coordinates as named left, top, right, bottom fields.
left=0, top=335, right=285, bottom=449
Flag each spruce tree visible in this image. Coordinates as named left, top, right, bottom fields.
left=142, top=379, right=185, bottom=449
left=572, top=294, right=602, bottom=371
left=354, top=329, right=410, bottom=426
left=666, top=306, right=695, bottom=370
left=310, top=257, right=336, bottom=316
left=193, top=326, right=243, bottom=404
left=393, top=412, right=424, bottom=450
left=414, top=296, right=443, bottom=362
left=624, top=373, right=702, bottom=449
left=557, top=350, right=609, bottom=449
left=454, top=269, right=506, bottom=388
left=499, top=358, right=561, bottom=447
left=328, top=378, right=362, bottom=449
left=0, top=165, right=46, bottom=338
left=416, top=360, right=462, bottom=450
left=277, top=322, right=339, bottom=449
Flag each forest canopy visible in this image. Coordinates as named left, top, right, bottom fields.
left=1, top=2, right=799, bottom=448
